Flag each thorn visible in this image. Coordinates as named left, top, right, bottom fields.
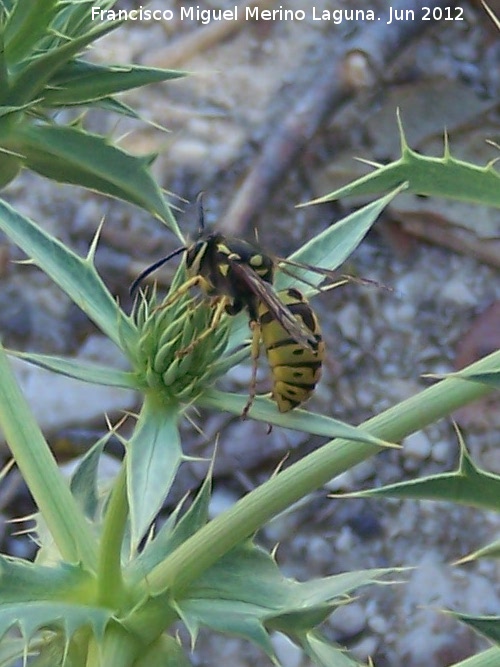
left=87, top=216, right=106, bottom=263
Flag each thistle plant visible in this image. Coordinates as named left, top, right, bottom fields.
left=0, top=1, right=498, bottom=665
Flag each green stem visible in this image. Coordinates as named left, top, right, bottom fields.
left=0, top=344, right=97, bottom=568
left=97, top=463, right=128, bottom=608
left=132, top=349, right=499, bottom=604
left=93, top=621, right=141, bottom=667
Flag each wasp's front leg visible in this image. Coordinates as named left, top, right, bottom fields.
left=152, top=275, right=202, bottom=315
left=175, top=296, right=230, bottom=358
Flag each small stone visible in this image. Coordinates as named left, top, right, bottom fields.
left=330, top=602, right=367, bottom=638
left=325, top=470, right=355, bottom=492
left=306, top=535, right=332, bottom=568
left=403, top=432, right=432, bottom=460
left=9, top=358, right=136, bottom=437
left=368, top=614, right=388, bottom=634
left=350, top=635, right=380, bottom=662
left=208, top=488, right=238, bottom=518
left=271, top=633, right=302, bottom=667
left=441, top=277, right=476, bottom=305
left=431, top=440, right=450, bottom=463
left=351, top=460, right=376, bottom=484
left=336, top=303, right=361, bottom=341
left=335, top=526, right=354, bottom=552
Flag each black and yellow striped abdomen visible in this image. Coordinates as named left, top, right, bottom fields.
left=258, top=287, right=324, bottom=412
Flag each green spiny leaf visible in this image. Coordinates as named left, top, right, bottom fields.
left=178, top=597, right=276, bottom=658
left=280, top=184, right=407, bottom=290
left=0, top=557, right=95, bottom=604
left=7, top=349, right=138, bottom=389
left=340, top=435, right=500, bottom=511
left=5, top=20, right=117, bottom=105
left=299, top=631, right=363, bottom=667
left=12, top=123, right=180, bottom=234
left=0, top=601, right=111, bottom=645
left=199, top=389, right=392, bottom=445
left=452, top=369, right=500, bottom=389
left=3, top=0, right=59, bottom=63
left=43, top=60, right=185, bottom=107
left=451, top=612, right=500, bottom=644
left=0, top=343, right=97, bottom=569
left=308, top=114, right=500, bottom=208
left=49, top=1, right=117, bottom=40
left=127, top=400, right=183, bottom=549
left=128, top=468, right=212, bottom=580
left=0, top=199, right=136, bottom=348
left=70, top=435, right=110, bottom=520
left=447, top=647, right=500, bottom=667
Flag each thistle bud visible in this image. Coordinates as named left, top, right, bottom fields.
left=130, top=287, right=232, bottom=406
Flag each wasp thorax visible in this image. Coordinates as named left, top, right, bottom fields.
left=130, top=287, right=230, bottom=404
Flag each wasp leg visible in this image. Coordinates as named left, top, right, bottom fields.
left=176, top=296, right=229, bottom=358
left=153, top=275, right=202, bottom=314
left=319, top=277, right=350, bottom=293
left=241, top=319, right=261, bottom=419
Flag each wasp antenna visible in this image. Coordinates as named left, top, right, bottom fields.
left=196, top=191, right=206, bottom=233
left=130, top=245, right=186, bottom=295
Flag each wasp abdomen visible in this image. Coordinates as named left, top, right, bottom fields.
left=259, top=288, right=324, bottom=413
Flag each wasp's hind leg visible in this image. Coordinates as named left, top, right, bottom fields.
left=241, top=319, right=262, bottom=420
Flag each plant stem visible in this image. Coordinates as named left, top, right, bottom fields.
left=134, top=349, right=499, bottom=602
left=93, top=621, right=141, bottom=667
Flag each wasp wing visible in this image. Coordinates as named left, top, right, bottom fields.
left=277, top=257, right=390, bottom=294
left=229, top=261, right=317, bottom=350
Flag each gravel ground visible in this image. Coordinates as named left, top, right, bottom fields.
left=1, top=1, right=499, bottom=666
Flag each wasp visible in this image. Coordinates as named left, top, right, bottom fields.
left=131, top=197, right=328, bottom=414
